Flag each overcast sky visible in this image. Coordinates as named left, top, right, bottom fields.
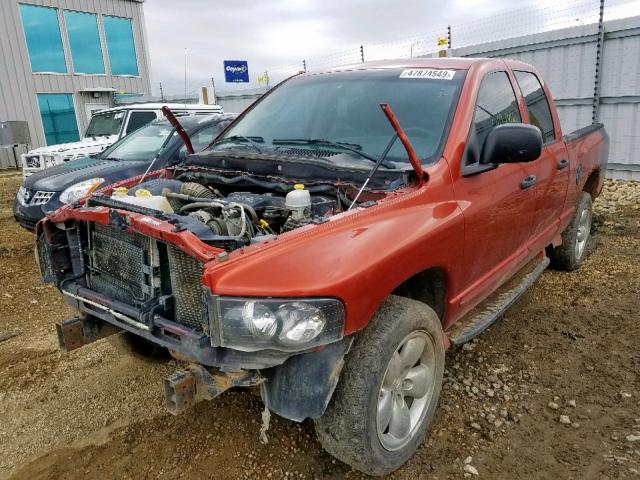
left=143, top=0, right=638, bottom=96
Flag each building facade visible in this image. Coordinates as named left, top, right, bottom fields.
left=0, top=0, right=152, bottom=149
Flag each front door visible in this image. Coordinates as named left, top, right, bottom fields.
left=450, top=70, right=537, bottom=314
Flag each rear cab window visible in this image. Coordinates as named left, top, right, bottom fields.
left=513, top=71, right=556, bottom=144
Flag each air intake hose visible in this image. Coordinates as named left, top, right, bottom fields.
left=180, top=182, right=218, bottom=199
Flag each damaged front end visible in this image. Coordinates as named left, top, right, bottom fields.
left=36, top=169, right=358, bottom=422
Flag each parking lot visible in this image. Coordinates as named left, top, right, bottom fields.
left=0, top=172, right=637, bottom=479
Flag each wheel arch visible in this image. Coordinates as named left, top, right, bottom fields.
left=582, top=168, right=601, bottom=200
left=391, top=266, right=448, bottom=323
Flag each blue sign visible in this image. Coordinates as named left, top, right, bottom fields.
left=223, top=60, right=249, bottom=83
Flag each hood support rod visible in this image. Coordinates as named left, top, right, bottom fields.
left=379, top=103, right=425, bottom=186
left=162, top=106, right=194, bottom=154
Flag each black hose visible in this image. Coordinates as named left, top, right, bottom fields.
left=179, top=172, right=336, bottom=195
left=179, top=202, right=226, bottom=213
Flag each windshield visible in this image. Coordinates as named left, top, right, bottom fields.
left=214, top=68, right=465, bottom=165
left=99, top=123, right=175, bottom=161
left=85, top=110, right=126, bottom=136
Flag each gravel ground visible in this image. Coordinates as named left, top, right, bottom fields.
left=0, top=173, right=638, bottom=479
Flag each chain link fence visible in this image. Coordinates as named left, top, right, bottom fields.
left=248, top=0, right=638, bottom=88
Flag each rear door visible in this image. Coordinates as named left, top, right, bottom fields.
left=451, top=70, right=537, bottom=311
left=512, top=70, right=569, bottom=250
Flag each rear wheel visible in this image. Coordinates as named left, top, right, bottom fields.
left=314, top=296, right=444, bottom=476
left=549, top=192, right=593, bottom=271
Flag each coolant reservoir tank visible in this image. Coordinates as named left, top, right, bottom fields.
left=286, top=184, right=311, bottom=220
left=110, top=187, right=174, bottom=213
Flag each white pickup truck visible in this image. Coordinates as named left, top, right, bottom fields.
left=21, top=103, right=223, bottom=178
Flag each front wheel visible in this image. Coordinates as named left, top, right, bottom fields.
left=315, top=296, right=445, bottom=476
left=549, top=192, right=593, bottom=271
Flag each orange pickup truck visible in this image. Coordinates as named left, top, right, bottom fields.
left=38, top=57, right=608, bottom=475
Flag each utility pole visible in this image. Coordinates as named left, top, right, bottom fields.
left=360, top=45, right=364, bottom=63
left=183, top=48, right=188, bottom=107
left=592, top=0, right=605, bottom=123
left=302, top=59, right=307, bottom=72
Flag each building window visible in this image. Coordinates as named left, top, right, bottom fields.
left=18, top=4, right=66, bottom=73
left=103, top=16, right=139, bottom=76
left=37, top=94, right=80, bottom=145
left=64, top=11, right=105, bottom=75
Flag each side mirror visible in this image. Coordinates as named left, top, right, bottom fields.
left=480, top=123, right=542, bottom=165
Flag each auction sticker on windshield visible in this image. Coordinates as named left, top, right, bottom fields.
left=399, top=69, right=455, bottom=80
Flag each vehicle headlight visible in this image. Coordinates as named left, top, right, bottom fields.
left=212, top=297, right=345, bottom=352
left=59, top=178, right=104, bottom=204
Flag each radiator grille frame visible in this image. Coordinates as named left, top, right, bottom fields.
left=82, top=222, right=207, bottom=332
left=167, top=245, right=206, bottom=330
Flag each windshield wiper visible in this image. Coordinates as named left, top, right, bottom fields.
left=272, top=138, right=395, bottom=169
left=213, top=135, right=264, bottom=154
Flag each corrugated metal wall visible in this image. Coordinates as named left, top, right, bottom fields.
left=0, top=0, right=152, bottom=152
left=451, top=16, right=640, bottom=180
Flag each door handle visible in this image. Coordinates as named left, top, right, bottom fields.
left=557, top=159, right=569, bottom=170
left=520, top=175, right=537, bottom=189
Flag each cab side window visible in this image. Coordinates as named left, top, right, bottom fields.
left=125, top=111, right=157, bottom=135
left=513, top=71, right=555, bottom=144
left=473, top=71, right=522, bottom=150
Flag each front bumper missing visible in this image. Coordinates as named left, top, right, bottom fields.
left=55, top=299, right=353, bottom=422
left=165, top=365, right=264, bottom=415
left=61, top=282, right=298, bottom=370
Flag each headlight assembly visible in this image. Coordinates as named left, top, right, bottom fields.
left=59, top=178, right=104, bottom=204
left=211, top=297, right=345, bottom=352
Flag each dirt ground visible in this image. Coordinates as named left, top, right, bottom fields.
left=0, top=172, right=638, bottom=479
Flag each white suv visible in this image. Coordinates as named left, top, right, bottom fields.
left=21, top=103, right=223, bottom=178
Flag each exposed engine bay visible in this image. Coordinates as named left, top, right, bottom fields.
left=85, top=175, right=352, bottom=251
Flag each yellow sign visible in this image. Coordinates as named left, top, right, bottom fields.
left=437, top=36, right=448, bottom=46
left=257, top=71, right=270, bottom=85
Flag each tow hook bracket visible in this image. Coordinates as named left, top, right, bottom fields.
left=56, top=316, right=121, bottom=352
left=164, top=364, right=264, bottom=415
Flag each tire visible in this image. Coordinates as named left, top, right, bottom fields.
left=549, top=192, right=593, bottom=271
left=314, top=295, right=445, bottom=476
left=108, top=332, right=170, bottom=361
